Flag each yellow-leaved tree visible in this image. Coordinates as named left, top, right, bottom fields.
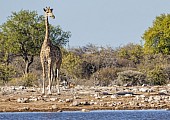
left=61, top=50, right=82, bottom=79
left=143, top=14, right=170, bottom=55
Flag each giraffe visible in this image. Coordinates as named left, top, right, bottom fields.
left=40, top=7, right=62, bottom=95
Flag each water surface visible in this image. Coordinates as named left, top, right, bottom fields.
left=0, top=110, right=169, bottom=120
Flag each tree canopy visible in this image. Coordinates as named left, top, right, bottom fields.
left=143, top=14, right=170, bottom=55
left=0, top=10, right=71, bottom=74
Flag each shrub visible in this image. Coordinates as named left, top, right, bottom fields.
left=91, top=67, right=121, bottom=86
left=164, top=65, right=170, bottom=82
left=9, top=73, right=38, bottom=87
left=0, top=64, right=16, bottom=85
left=118, top=43, right=143, bottom=64
left=81, top=61, right=97, bottom=79
left=117, top=70, right=146, bottom=86
left=62, top=51, right=82, bottom=79
left=147, top=66, right=168, bottom=85
left=116, top=58, right=135, bottom=68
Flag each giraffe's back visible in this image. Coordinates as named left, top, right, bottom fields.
left=40, top=44, right=62, bottom=66
left=51, top=45, right=62, bottom=67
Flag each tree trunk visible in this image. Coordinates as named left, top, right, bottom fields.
left=24, top=55, right=34, bottom=75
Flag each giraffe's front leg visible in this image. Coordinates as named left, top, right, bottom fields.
left=47, top=60, right=52, bottom=95
left=42, top=63, right=46, bottom=95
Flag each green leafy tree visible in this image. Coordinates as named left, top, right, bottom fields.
left=143, top=14, right=170, bottom=54
left=0, top=10, right=44, bottom=75
left=50, top=26, right=71, bottom=46
left=0, top=10, right=71, bottom=75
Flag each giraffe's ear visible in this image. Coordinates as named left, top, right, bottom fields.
left=51, top=9, right=53, bottom=12
left=43, top=8, right=46, bottom=12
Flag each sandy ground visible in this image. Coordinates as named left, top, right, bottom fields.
left=0, top=85, right=170, bottom=112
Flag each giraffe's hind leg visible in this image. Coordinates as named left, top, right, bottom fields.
left=55, top=68, right=60, bottom=95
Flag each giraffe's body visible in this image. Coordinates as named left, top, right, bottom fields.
left=40, top=7, right=62, bottom=95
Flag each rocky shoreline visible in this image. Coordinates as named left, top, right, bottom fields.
left=1, top=85, right=170, bottom=112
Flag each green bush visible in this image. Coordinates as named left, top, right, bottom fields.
left=10, top=73, right=38, bottom=87
left=117, top=70, right=146, bottom=86
left=147, top=66, right=168, bottom=85
left=164, top=65, right=170, bottom=82
left=0, top=64, right=16, bottom=85
left=62, top=51, right=82, bottom=79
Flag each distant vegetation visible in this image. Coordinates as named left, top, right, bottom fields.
left=0, top=10, right=170, bottom=87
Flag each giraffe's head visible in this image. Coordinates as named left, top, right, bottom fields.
left=43, top=7, right=55, bottom=19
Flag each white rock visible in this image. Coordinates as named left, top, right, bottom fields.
left=29, top=97, right=38, bottom=102
left=82, top=109, right=89, bottom=112
left=52, top=104, right=58, bottom=109
left=140, top=94, right=146, bottom=98
left=19, top=86, right=25, bottom=90
left=132, top=88, right=138, bottom=92
left=159, top=90, right=168, bottom=94
left=95, top=96, right=101, bottom=99
left=65, top=98, right=73, bottom=103
left=74, top=96, right=81, bottom=99
left=17, top=98, right=22, bottom=103
left=125, top=94, right=132, bottom=97
left=154, top=96, right=161, bottom=101
left=80, top=101, right=90, bottom=105
left=58, top=99, right=64, bottom=102
left=17, top=98, right=29, bottom=103
left=11, top=86, right=16, bottom=90
left=50, top=98, right=58, bottom=101
left=102, top=96, right=108, bottom=99
left=148, top=96, right=154, bottom=102
left=89, top=101, right=95, bottom=105
left=94, top=93, right=99, bottom=97
left=111, top=95, right=118, bottom=99
left=37, top=96, right=43, bottom=100
left=71, top=101, right=80, bottom=106
left=135, top=95, right=140, bottom=100
left=139, top=88, right=148, bottom=92
left=148, top=89, right=154, bottom=92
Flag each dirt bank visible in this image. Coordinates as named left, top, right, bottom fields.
left=1, top=85, right=170, bottom=112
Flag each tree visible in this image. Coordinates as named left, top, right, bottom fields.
left=0, top=10, right=71, bottom=75
left=142, top=14, right=170, bottom=54
left=50, top=25, right=71, bottom=46
left=118, top=43, right=143, bottom=64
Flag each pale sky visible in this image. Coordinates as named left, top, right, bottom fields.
left=1, top=0, right=170, bottom=48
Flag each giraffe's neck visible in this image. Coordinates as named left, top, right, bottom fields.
left=43, top=15, right=50, bottom=46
